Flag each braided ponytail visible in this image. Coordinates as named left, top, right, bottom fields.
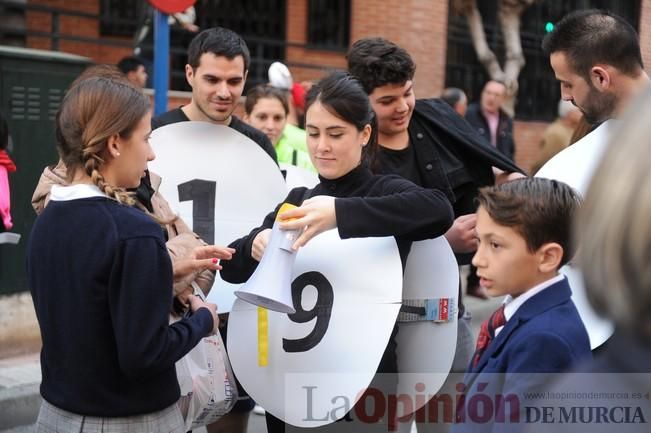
left=84, top=149, right=135, bottom=205
left=56, top=76, right=149, bottom=206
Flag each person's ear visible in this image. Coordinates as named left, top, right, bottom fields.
left=107, top=134, right=121, bottom=159
left=243, top=69, right=249, bottom=84
left=185, top=64, right=195, bottom=87
left=538, top=242, right=563, bottom=273
left=361, top=124, right=372, bottom=147
left=590, top=65, right=611, bottom=91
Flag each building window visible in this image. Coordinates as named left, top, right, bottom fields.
left=196, top=0, right=287, bottom=89
left=445, top=0, right=641, bottom=121
left=99, top=0, right=141, bottom=37
left=98, top=0, right=288, bottom=91
left=307, top=0, right=350, bottom=51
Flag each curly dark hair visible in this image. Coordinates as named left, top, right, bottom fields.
left=346, top=37, right=416, bottom=94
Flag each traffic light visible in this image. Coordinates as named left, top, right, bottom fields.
left=545, top=22, right=555, bottom=33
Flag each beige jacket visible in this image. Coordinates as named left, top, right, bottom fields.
left=31, top=160, right=215, bottom=297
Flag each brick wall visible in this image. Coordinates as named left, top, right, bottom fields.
left=285, top=0, right=448, bottom=97
left=23, top=0, right=650, bottom=172
left=166, top=92, right=191, bottom=112
left=351, top=0, right=448, bottom=98
left=513, top=120, right=549, bottom=175
left=27, top=0, right=132, bottom=63
left=26, top=1, right=651, bottom=91
left=285, top=0, right=346, bottom=83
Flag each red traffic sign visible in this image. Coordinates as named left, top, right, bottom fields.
left=147, top=0, right=196, bottom=14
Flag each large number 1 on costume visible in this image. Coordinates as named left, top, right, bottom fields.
left=148, top=122, right=288, bottom=311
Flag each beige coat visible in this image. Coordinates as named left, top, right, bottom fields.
left=31, top=160, right=215, bottom=298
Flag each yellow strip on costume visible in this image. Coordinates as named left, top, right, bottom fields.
left=258, top=307, right=269, bottom=366
left=258, top=202, right=297, bottom=367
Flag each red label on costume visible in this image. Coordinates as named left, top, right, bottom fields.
left=439, top=298, right=449, bottom=321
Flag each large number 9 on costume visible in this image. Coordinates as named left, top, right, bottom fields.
left=227, top=236, right=460, bottom=427
left=228, top=231, right=404, bottom=428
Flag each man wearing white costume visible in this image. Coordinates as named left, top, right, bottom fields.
left=151, top=27, right=277, bottom=164
left=151, top=26, right=279, bottom=433
left=538, top=9, right=650, bottom=194
left=537, top=10, right=649, bottom=350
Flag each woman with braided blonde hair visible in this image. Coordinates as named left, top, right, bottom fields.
left=31, top=64, right=225, bottom=308
left=57, top=76, right=148, bottom=203
left=27, top=76, right=227, bottom=432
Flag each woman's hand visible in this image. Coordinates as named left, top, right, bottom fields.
left=173, top=245, right=235, bottom=297
left=252, top=228, right=272, bottom=262
left=277, top=196, right=337, bottom=250
left=188, top=295, right=219, bottom=335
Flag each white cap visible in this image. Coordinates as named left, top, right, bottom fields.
left=268, top=61, right=293, bottom=90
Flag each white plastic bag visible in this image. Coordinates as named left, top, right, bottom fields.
left=175, top=287, right=238, bottom=430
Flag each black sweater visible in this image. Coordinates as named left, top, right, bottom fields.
left=221, top=165, right=454, bottom=283
left=27, top=196, right=213, bottom=416
left=222, top=167, right=453, bottom=433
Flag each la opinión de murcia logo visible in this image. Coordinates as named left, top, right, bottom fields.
left=300, top=381, right=648, bottom=430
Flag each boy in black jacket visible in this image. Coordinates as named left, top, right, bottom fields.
left=347, top=37, right=525, bottom=433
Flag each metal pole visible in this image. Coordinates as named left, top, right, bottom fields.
left=153, top=9, right=169, bottom=116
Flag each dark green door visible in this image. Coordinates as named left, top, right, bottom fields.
left=0, top=47, right=91, bottom=295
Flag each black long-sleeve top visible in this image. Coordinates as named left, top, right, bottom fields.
left=220, top=165, right=454, bottom=283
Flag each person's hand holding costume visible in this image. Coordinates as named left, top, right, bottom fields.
left=278, top=196, right=337, bottom=250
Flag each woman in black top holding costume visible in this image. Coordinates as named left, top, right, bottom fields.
left=221, top=72, right=454, bottom=432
